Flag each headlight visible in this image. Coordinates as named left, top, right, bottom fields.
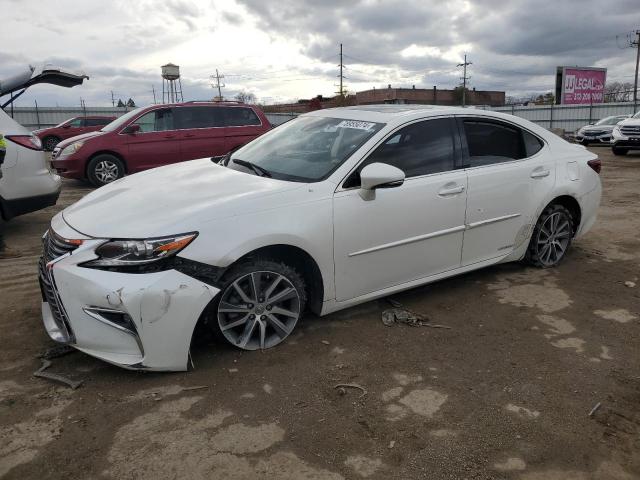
left=613, top=126, right=621, bottom=135
left=83, top=232, right=197, bottom=267
left=60, top=141, right=84, bottom=156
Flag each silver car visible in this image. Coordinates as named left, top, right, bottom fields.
left=575, top=115, right=629, bottom=145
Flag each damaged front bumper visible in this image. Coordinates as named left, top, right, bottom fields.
left=39, top=222, right=219, bottom=371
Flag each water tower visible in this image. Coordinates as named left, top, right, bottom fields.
left=161, top=63, right=183, bottom=103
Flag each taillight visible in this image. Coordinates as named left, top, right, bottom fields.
left=6, top=134, right=43, bottom=151
left=587, top=159, right=601, bottom=174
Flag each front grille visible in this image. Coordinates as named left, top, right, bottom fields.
left=43, top=229, right=79, bottom=263
left=38, top=256, right=75, bottom=343
left=620, top=126, right=640, bottom=136
left=584, top=130, right=606, bottom=136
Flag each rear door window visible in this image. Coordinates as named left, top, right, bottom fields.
left=132, top=108, right=174, bottom=132
left=224, top=107, right=261, bottom=127
left=523, top=130, right=544, bottom=157
left=85, top=118, right=109, bottom=127
left=463, top=120, right=525, bottom=167
left=174, top=106, right=224, bottom=129
left=67, top=118, right=83, bottom=128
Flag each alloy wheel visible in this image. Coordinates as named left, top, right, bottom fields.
left=94, top=160, right=120, bottom=184
left=535, top=212, right=571, bottom=266
left=217, top=270, right=301, bottom=350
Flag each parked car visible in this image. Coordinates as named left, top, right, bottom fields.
left=0, top=109, right=61, bottom=220
left=51, top=101, right=271, bottom=186
left=39, top=105, right=601, bottom=371
left=574, top=115, right=629, bottom=145
left=0, top=64, right=87, bottom=221
left=35, top=116, right=116, bottom=151
left=611, top=110, right=640, bottom=155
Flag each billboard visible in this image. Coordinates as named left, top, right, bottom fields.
left=555, top=66, right=607, bottom=104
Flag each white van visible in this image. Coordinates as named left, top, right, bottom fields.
left=0, top=65, right=87, bottom=220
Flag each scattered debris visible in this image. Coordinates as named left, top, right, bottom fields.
left=388, top=440, right=396, bottom=449
left=33, top=360, right=83, bottom=390
left=38, top=345, right=75, bottom=360
left=624, top=281, right=636, bottom=288
left=228, top=368, right=238, bottom=373
left=321, top=340, right=330, bottom=345
left=333, top=383, right=367, bottom=398
left=382, top=308, right=451, bottom=329
left=588, top=402, right=602, bottom=417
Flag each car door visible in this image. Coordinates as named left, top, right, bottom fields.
left=123, top=107, right=180, bottom=172
left=174, top=106, right=226, bottom=160
left=333, top=117, right=468, bottom=302
left=223, top=106, right=264, bottom=152
left=60, top=117, right=84, bottom=139
left=458, top=117, right=555, bottom=266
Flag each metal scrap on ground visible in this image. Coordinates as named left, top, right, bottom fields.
left=334, top=383, right=368, bottom=398
left=33, top=359, right=84, bottom=389
left=382, top=299, right=452, bottom=329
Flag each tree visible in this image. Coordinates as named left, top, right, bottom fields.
left=126, top=98, right=136, bottom=108
left=234, top=91, right=257, bottom=104
left=117, top=99, right=125, bottom=108
left=604, top=81, right=634, bottom=102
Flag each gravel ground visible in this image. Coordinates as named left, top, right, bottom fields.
left=1, top=147, right=639, bottom=480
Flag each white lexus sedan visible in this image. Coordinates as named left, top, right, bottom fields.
left=39, top=105, right=601, bottom=371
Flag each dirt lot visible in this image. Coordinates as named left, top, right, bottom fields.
left=1, top=147, right=639, bottom=480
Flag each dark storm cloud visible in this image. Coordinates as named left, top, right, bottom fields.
left=239, top=0, right=640, bottom=94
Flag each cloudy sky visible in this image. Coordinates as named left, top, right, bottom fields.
left=2, top=0, right=640, bottom=107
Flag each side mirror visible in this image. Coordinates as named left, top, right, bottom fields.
left=359, top=162, right=405, bottom=199
left=122, top=124, right=141, bottom=134
left=62, top=124, right=71, bottom=129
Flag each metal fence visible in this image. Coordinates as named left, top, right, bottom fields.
left=478, top=101, right=639, bottom=132
left=4, top=102, right=639, bottom=133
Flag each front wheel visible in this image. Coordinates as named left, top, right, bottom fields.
left=87, top=154, right=125, bottom=187
left=526, top=204, right=574, bottom=268
left=214, top=259, right=306, bottom=350
left=612, top=146, right=628, bottom=156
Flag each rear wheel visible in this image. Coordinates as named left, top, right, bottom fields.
left=42, top=136, right=60, bottom=151
left=214, top=259, right=306, bottom=350
left=612, top=146, right=628, bottom=156
left=87, top=154, right=125, bottom=187
left=526, top=204, right=574, bottom=268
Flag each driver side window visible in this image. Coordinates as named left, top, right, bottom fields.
left=132, top=109, right=174, bottom=133
left=344, top=118, right=456, bottom=188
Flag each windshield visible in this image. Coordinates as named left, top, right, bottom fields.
left=633, top=111, right=640, bottom=119
left=228, top=116, right=385, bottom=182
left=101, top=107, right=145, bottom=132
left=54, top=118, right=74, bottom=128
left=595, top=116, right=624, bottom=125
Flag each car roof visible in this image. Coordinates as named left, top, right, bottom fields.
left=303, top=104, right=519, bottom=126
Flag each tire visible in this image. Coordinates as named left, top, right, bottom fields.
left=42, top=136, right=60, bottom=152
left=526, top=204, right=574, bottom=268
left=579, top=139, right=589, bottom=146
left=213, top=259, right=307, bottom=351
left=87, top=154, right=125, bottom=187
left=612, top=146, right=628, bottom=156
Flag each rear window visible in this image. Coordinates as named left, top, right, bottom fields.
left=174, top=106, right=223, bottom=129
left=85, top=118, right=111, bottom=127
left=224, top=107, right=261, bottom=127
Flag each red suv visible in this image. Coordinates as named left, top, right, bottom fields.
left=35, top=116, right=116, bottom=151
left=51, top=102, right=271, bottom=186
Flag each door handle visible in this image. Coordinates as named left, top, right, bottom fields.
left=438, top=185, right=465, bottom=196
left=163, top=134, right=176, bottom=139
left=184, top=134, right=196, bottom=138
left=530, top=169, right=550, bottom=179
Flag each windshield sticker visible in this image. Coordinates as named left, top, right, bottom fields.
left=336, top=120, right=376, bottom=131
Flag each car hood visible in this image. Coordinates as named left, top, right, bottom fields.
left=56, top=130, right=106, bottom=148
left=581, top=125, right=614, bottom=132
left=618, top=118, right=640, bottom=126
left=62, top=158, right=304, bottom=238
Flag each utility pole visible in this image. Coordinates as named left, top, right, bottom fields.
left=110, top=90, right=115, bottom=107
left=457, top=54, right=472, bottom=107
left=336, top=43, right=347, bottom=98
left=212, top=69, right=225, bottom=100
left=632, top=30, right=640, bottom=104
left=151, top=85, right=157, bottom=104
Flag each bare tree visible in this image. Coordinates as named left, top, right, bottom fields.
left=234, top=91, right=257, bottom=104
left=604, top=81, right=634, bottom=102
